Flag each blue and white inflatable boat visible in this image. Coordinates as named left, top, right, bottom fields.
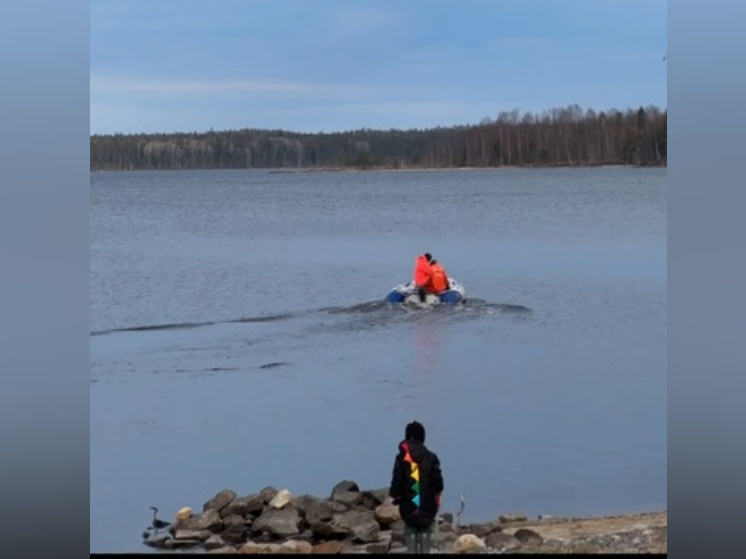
left=384, top=279, right=466, bottom=305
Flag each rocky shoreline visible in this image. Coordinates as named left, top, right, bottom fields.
left=142, top=482, right=667, bottom=554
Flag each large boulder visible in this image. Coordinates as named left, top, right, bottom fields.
left=292, top=494, right=321, bottom=519
left=221, top=494, right=265, bottom=518
left=259, top=486, right=279, bottom=504
left=335, top=511, right=380, bottom=543
left=203, top=534, right=227, bottom=550
left=175, top=509, right=224, bottom=533
left=269, top=489, right=294, bottom=510
left=252, top=507, right=303, bottom=538
left=374, top=503, right=400, bottom=527
left=361, top=488, right=389, bottom=510
left=452, top=534, right=487, bottom=553
left=485, top=532, right=521, bottom=551
left=204, top=490, right=237, bottom=513
left=330, top=480, right=362, bottom=507
left=173, top=529, right=212, bottom=542
left=514, top=528, right=543, bottom=546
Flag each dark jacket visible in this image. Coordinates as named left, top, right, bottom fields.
left=389, top=439, right=444, bottom=529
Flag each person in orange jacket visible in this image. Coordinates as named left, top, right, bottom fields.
left=413, top=253, right=433, bottom=302
left=425, top=259, right=450, bottom=293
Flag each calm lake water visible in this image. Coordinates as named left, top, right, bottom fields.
left=90, top=167, right=667, bottom=552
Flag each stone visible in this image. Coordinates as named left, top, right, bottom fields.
left=209, top=545, right=240, bottom=554
left=330, top=480, right=360, bottom=496
left=465, top=521, right=502, bottom=538
left=485, top=532, right=521, bottom=551
left=335, top=511, right=380, bottom=543
left=143, top=532, right=172, bottom=548
left=441, top=513, right=454, bottom=524
left=259, top=486, right=279, bottom=504
left=312, top=541, right=343, bottom=554
left=498, top=512, right=528, bottom=523
left=174, top=529, right=212, bottom=541
left=439, top=522, right=454, bottom=532
left=390, top=520, right=406, bottom=543
left=435, top=530, right=458, bottom=548
left=269, top=489, right=294, bottom=509
left=164, top=538, right=202, bottom=549
left=252, top=507, right=303, bottom=538
left=292, top=494, right=321, bottom=518
left=238, top=542, right=264, bottom=554
left=175, top=507, right=193, bottom=522
left=279, top=540, right=314, bottom=554
left=329, top=481, right=362, bottom=507
left=222, top=494, right=266, bottom=518
left=374, top=503, right=400, bottom=527
left=205, top=490, right=238, bottom=513
left=175, top=509, right=224, bottom=533
left=514, top=528, right=543, bottom=545
left=204, top=534, right=227, bottom=550
left=366, top=542, right=390, bottom=554
left=452, top=534, right=487, bottom=553
left=361, top=488, right=389, bottom=509
left=223, top=514, right=249, bottom=529
left=222, top=523, right=250, bottom=544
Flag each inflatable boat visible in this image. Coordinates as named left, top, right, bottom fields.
left=384, top=279, right=466, bottom=305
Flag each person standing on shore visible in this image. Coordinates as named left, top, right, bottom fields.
left=389, top=420, right=444, bottom=553
left=413, top=253, right=433, bottom=302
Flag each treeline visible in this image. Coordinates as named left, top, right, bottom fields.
left=90, top=104, right=666, bottom=171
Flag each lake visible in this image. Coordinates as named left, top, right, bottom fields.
left=90, top=167, right=667, bottom=552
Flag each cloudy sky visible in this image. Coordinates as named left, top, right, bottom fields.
left=90, top=0, right=667, bottom=135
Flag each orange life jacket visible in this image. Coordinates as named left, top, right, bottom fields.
left=428, top=263, right=449, bottom=292
left=413, top=255, right=431, bottom=286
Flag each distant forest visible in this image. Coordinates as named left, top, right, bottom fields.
left=90, top=104, right=666, bottom=171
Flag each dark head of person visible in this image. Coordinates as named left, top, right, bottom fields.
left=405, top=420, right=426, bottom=443
left=424, top=253, right=432, bottom=262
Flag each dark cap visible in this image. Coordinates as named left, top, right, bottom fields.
left=405, top=420, right=426, bottom=442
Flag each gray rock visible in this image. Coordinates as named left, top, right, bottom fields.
left=441, top=513, right=454, bottom=524
left=485, top=532, right=521, bottom=551
left=204, top=490, right=237, bottom=513
left=498, top=512, right=528, bottom=523
left=221, top=514, right=248, bottom=529
left=259, top=486, right=279, bottom=504
left=221, top=494, right=265, bottom=518
left=374, top=503, right=400, bottom=528
left=174, top=529, right=212, bottom=541
left=336, top=511, right=380, bottom=543
left=390, top=520, right=406, bottom=543
left=279, top=540, right=314, bottom=553
left=164, top=538, right=202, bottom=549
left=175, top=509, right=224, bottom=533
left=361, top=487, right=389, bottom=509
left=292, top=494, right=321, bottom=518
left=221, top=523, right=249, bottom=544
left=514, top=528, right=543, bottom=545
left=309, top=518, right=349, bottom=540
left=332, top=490, right=363, bottom=507
left=143, top=532, right=172, bottom=548
left=366, top=542, right=390, bottom=554
left=464, top=521, right=502, bottom=537
left=252, top=506, right=303, bottom=538
left=330, top=480, right=360, bottom=497
left=203, top=534, right=227, bottom=550
left=452, top=534, right=487, bottom=553
left=305, top=499, right=348, bottom=524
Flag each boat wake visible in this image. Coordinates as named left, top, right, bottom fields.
left=90, top=300, right=531, bottom=337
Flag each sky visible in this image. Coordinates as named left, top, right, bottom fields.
left=90, top=0, right=667, bottom=135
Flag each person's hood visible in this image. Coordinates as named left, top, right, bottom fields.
left=399, top=439, right=429, bottom=462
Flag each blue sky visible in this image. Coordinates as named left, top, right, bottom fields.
left=90, top=0, right=667, bottom=135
